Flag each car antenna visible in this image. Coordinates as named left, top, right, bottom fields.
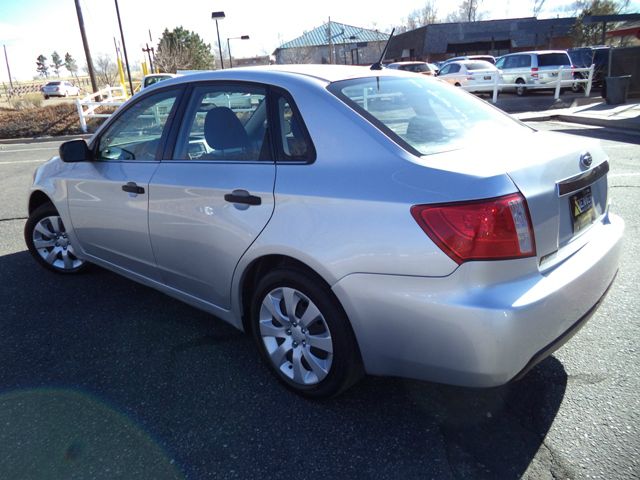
left=370, top=28, right=395, bottom=71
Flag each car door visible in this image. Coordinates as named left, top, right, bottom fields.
left=148, top=83, right=276, bottom=309
left=66, top=88, right=181, bottom=280
left=440, top=63, right=462, bottom=86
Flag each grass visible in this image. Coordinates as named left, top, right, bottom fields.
left=0, top=104, right=110, bottom=139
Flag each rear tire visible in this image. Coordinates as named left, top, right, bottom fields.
left=516, top=79, right=527, bottom=97
left=250, top=267, right=363, bottom=398
left=24, top=203, right=87, bottom=274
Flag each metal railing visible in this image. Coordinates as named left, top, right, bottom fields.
left=75, top=85, right=127, bottom=132
left=457, top=65, right=595, bottom=103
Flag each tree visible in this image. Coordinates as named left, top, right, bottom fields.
left=64, top=52, right=78, bottom=78
left=94, top=54, right=118, bottom=87
left=445, top=0, right=484, bottom=23
left=36, top=54, right=49, bottom=77
left=532, top=0, right=546, bottom=17
left=155, top=26, right=215, bottom=73
left=398, top=1, right=439, bottom=32
left=50, top=51, right=63, bottom=77
left=572, top=0, right=628, bottom=46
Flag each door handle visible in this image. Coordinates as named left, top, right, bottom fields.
left=224, top=189, right=261, bottom=206
left=122, top=182, right=145, bottom=194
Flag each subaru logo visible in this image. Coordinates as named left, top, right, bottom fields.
left=580, top=152, right=593, bottom=169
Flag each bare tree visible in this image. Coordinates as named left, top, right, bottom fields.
left=93, top=55, right=118, bottom=88
left=277, top=46, right=318, bottom=64
left=445, top=0, right=484, bottom=22
left=532, top=0, right=547, bottom=16
left=398, top=1, right=439, bottom=32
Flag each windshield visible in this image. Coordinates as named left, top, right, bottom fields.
left=329, top=75, right=526, bottom=156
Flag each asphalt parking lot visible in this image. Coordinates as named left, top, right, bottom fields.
left=0, top=122, right=638, bottom=479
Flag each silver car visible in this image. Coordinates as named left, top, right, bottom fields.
left=495, top=50, right=573, bottom=96
left=25, top=66, right=623, bottom=397
left=41, top=81, right=80, bottom=99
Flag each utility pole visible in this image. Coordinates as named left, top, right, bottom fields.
left=142, top=44, right=154, bottom=73
left=74, top=0, right=98, bottom=93
left=328, top=17, right=333, bottom=64
left=3, top=45, right=13, bottom=90
left=114, top=0, right=134, bottom=94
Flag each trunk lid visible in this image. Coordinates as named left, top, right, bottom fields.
left=421, top=130, right=609, bottom=266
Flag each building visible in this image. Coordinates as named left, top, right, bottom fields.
left=387, top=17, right=576, bottom=62
left=233, top=55, right=272, bottom=67
left=606, top=21, right=640, bottom=46
left=273, top=21, right=390, bottom=65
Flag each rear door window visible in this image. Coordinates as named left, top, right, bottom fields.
left=274, top=94, right=314, bottom=162
left=537, top=53, right=571, bottom=67
left=173, top=84, right=270, bottom=161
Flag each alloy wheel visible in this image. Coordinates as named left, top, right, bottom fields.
left=32, top=215, right=84, bottom=271
left=258, top=287, right=334, bottom=386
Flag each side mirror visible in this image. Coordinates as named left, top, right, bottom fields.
left=59, top=139, right=94, bottom=162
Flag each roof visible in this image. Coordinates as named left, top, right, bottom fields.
left=148, top=65, right=416, bottom=93
left=277, top=21, right=390, bottom=50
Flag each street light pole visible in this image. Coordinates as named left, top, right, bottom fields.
left=227, top=35, right=249, bottom=68
left=211, top=11, right=226, bottom=69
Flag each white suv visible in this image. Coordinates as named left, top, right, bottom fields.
left=495, top=51, right=573, bottom=96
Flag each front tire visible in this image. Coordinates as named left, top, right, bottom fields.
left=250, top=268, right=362, bottom=398
left=24, top=203, right=87, bottom=274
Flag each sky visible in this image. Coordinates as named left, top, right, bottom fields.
left=1, top=0, right=638, bottom=81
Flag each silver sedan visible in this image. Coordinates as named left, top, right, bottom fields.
left=24, top=66, right=623, bottom=397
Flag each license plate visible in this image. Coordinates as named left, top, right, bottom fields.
left=483, top=75, right=492, bottom=80
left=551, top=72, right=558, bottom=77
left=570, top=186, right=596, bottom=233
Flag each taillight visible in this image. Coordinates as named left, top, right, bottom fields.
left=411, top=193, right=536, bottom=264
left=531, top=67, right=539, bottom=78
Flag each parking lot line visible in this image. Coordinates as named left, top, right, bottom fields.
left=0, top=159, right=45, bottom=165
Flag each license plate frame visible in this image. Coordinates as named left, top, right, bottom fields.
left=570, top=186, right=596, bottom=233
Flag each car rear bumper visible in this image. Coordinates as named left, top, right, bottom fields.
left=332, top=212, right=624, bottom=387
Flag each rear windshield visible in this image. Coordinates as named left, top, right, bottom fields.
left=466, top=61, right=494, bottom=70
left=401, top=63, right=429, bottom=73
left=568, top=49, right=591, bottom=66
left=47, top=82, right=61, bottom=86
left=537, top=53, right=571, bottom=67
left=328, top=76, right=525, bottom=156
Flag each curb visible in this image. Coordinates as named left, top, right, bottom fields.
left=0, top=133, right=92, bottom=145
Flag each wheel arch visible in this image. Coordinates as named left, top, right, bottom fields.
left=28, top=190, right=54, bottom=215
left=238, top=254, right=334, bottom=334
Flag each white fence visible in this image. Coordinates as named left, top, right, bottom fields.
left=458, top=65, right=595, bottom=103
left=75, top=86, right=127, bottom=133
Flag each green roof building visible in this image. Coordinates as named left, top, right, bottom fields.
left=273, top=20, right=390, bottom=65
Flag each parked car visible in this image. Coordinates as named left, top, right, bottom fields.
left=567, top=46, right=609, bottom=91
left=25, top=66, right=623, bottom=398
left=436, top=60, right=501, bottom=93
left=141, top=73, right=177, bottom=89
left=41, top=81, right=80, bottom=99
left=495, top=50, right=573, bottom=96
left=442, top=55, right=496, bottom=65
left=385, top=61, right=436, bottom=75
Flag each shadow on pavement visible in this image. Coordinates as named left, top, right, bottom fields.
left=0, top=251, right=569, bottom=479
left=547, top=126, right=640, bottom=145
